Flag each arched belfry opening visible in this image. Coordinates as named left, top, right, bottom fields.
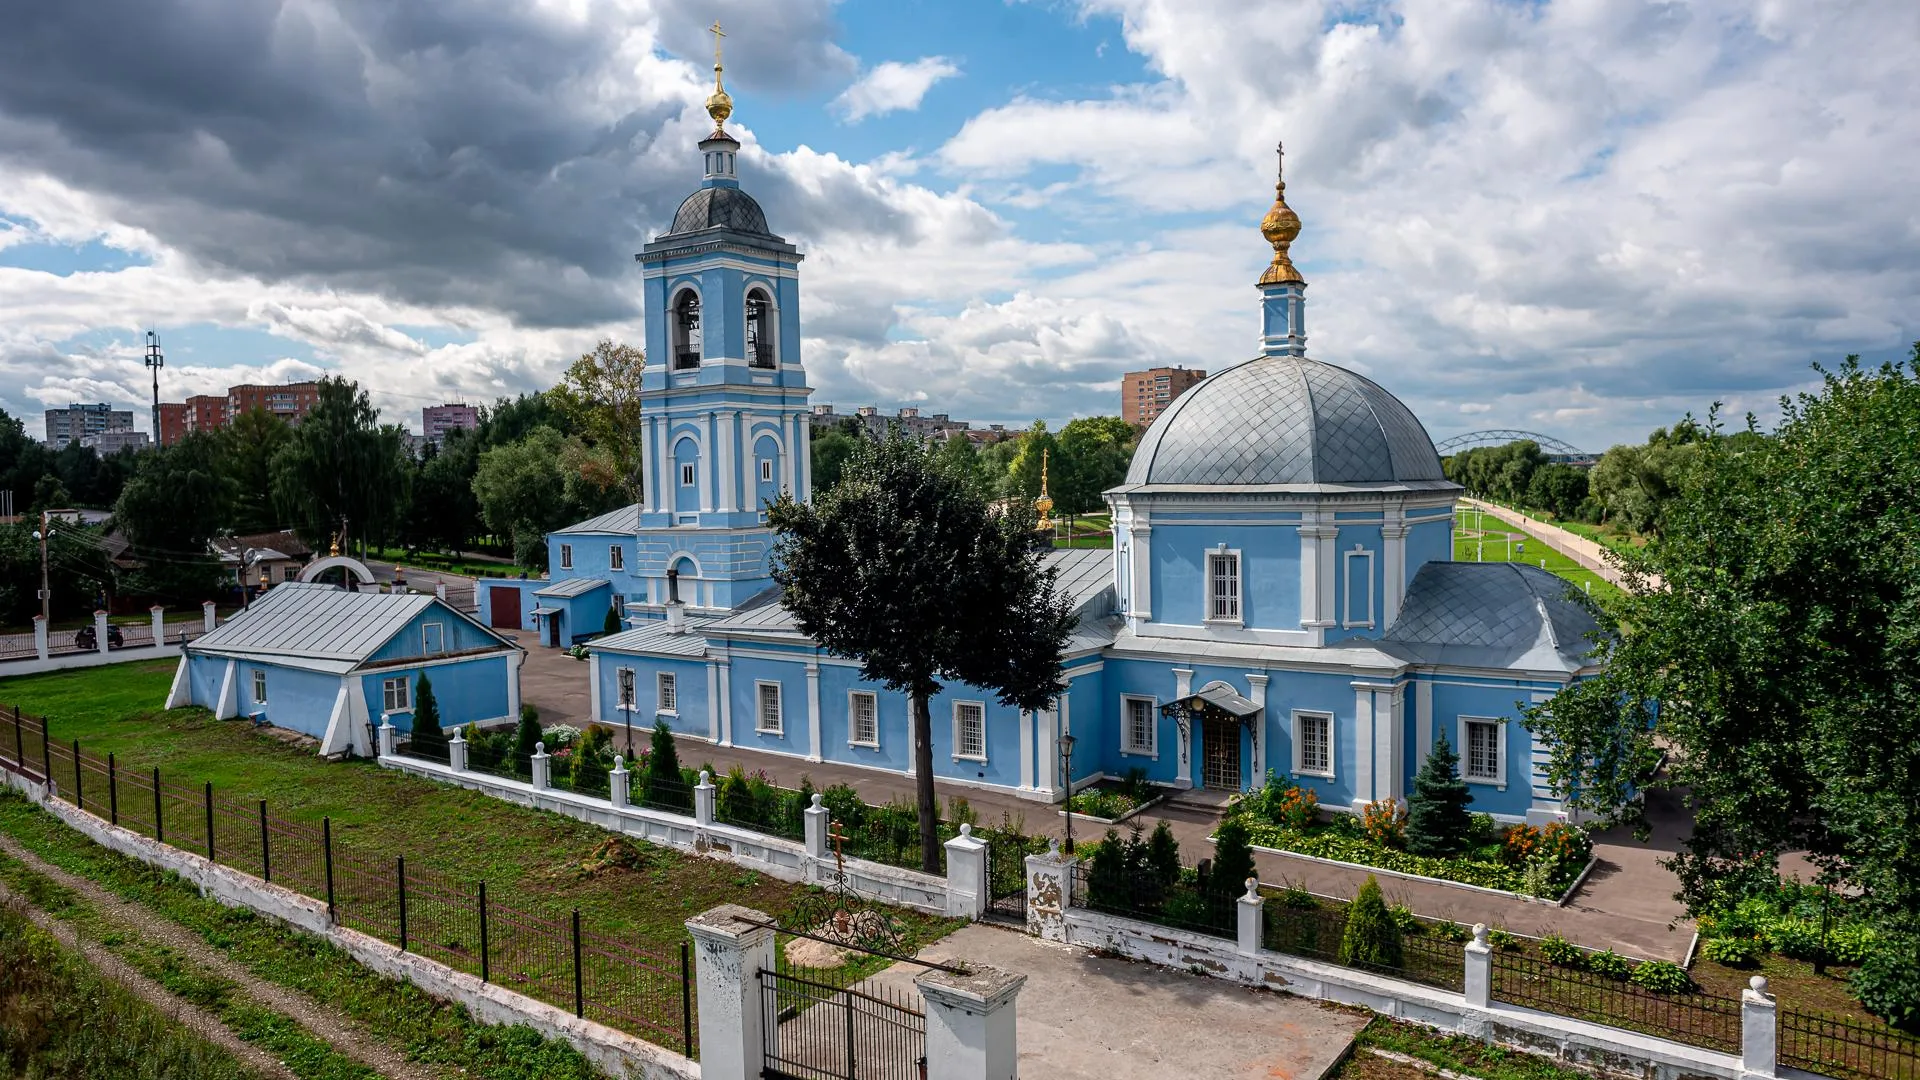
left=672, top=289, right=702, bottom=369
left=746, top=288, right=774, bottom=368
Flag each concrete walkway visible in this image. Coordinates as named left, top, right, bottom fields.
left=861, top=923, right=1367, bottom=1080
left=1458, top=498, right=1657, bottom=590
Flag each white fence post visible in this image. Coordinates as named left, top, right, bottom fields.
left=1742, top=975, right=1777, bottom=1079
left=1236, top=877, right=1262, bottom=956
left=687, top=904, right=776, bottom=1080
left=149, top=605, right=165, bottom=647
left=530, top=742, right=550, bottom=790
left=916, top=964, right=1026, bottom=1080
left=447, top=729, right=468, bottom=772
left=1464, top=923, right=1492, bottom=1009
left=32, top=616, right=47, bottom=661
left=202, top=600, right=216, bottom=633
left=609, top=755, right=630, bottom=807
left=694, top=769, right=715, bottom=827
left=803, top=793, right=828, bottom=860
left=943, top=823, right=988, bottom=921
left=93, top=610, right=109, bottom=655
left=377, top=721, right=396, bottom=758
left=1024, top=840, right=1076, bottom=942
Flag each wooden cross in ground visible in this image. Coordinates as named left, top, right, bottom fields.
left=827, top=819, right=850, bottom=881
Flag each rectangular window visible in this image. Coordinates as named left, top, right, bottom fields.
left=1207, top=550, right=1241, bottom=623
left=421, top=622, right=444, bottom=654
left=1343, top=549, right=1375, bottom=628
left=616, top=667, right=636, bottom=709
left=609, top=545, right=624, bottom=571
left=657, top=671, right=676, bottom=713
left=1464, top=718, right=1503, bottom=783
left=760, top=459, right=773, bottom=482
left=681, top=463, right=696, bottom=487
left=1294, top=711, right=1333, bottom=776
left=382, top=676, right=411, bottom=713
left=251, top=669, right=267, bottom=704
left=849, top=691, right=878, bottom=747
left=1121, top=695, right=1156, bottom=755
left=558, top=544, right=573, bottom=570
left=756, top=681, right=783, bottom=734
left=953, top=702, right=986, bottom=761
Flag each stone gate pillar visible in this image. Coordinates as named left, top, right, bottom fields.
left=916, top=964, right=1026, bottom=1080
left=687, top=904, right=776, bottom=1080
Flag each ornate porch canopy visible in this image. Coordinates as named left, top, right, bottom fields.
left=1161, top=683, right=1262, bottom=726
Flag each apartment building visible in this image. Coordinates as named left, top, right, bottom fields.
left=44, top=403, right=133, bottom=446
left=1121, top=366, right=1206, bottom=425
left=228, top=382, right=320, bottom=425
left=422, top=403, right=479, bottom=445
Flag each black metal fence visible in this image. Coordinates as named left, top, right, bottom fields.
left=1072, top=860, right=1237, bottom=939
left=0, top=705, right=696, bottom=1059
left=1259, top=899, right=1465, bottom=992
left=760, top=967, right=925, bottom=1080
left=1781, top=1006, right=1920, bottom=1080
left=1490, top=948, right=1741, bottom=1054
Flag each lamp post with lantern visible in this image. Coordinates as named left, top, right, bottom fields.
left=1058, top=732, right=1077, bottom=854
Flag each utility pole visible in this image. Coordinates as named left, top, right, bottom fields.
left=144, top=331, right=165, bottom=446
left=37, top=510, right=51, bottom=624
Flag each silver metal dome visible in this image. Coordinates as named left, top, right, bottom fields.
left=1124, top=355, right=1445, bottom=487
left=666, top=186, right=773, bottom=237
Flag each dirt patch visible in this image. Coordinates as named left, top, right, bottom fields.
left=0, top=831, right=455, bottom=1080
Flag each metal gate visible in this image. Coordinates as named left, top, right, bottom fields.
left=984, top=839, right=1027, bottom=924
left=760, top=968, right=925, bottom=1080
left=1202, top=714, right=1241, bottom=790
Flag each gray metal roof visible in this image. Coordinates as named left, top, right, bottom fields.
left=1123, top=356, right=1446, bottom=488
left=1048, top=548, right=1114, bottom=615
left=589, top=617, right=716, bottom=658
left=553, top=504, right=641, bottom=535
left=185, top=582, right=511, bottom=672
left=1380, top=562, right=1604, bottom=672
left=667, top=186, right=774, bottom=237
left=534, top=577, right=611, bottom=599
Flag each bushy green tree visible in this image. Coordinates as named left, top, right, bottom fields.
left=269, top=377, right=410, bottom=553
left=220, top=407, right=292, bottom=533
left=512, top=704, right=543, bottom=775
left=1405, top=732, right=1473, bottom=857
left=810, top=428, right=859, bottom=493
left=643, top=720, right=688, bottom=810
left=768, top=430, right=1076, bottom=872
left=570, top=726, right=613, bottom=792
left=1146, top=819, right=1182, bottom=893
left=1340, top=875, right=1404, bottom=968
left=603, top=603, right=622, bottom=636
left=1210, top=816, right=1257, bottom=898
left=547, top=340, right=646, bottom=503
left=408, top=674, right=446, bottom=761
left=114, top=432, right=231, bottom=601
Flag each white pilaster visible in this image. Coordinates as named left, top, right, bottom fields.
left=785, top=413, right=802, bottom=496
left=797, top=416, right=812, bottom=499
left=1351, top=685, right=1375, bottom=807
left=717, top=411, right=738, bottom=513
left=1018, top=708, right=1034, bottom=791
left=1247, top=674, right=1269, bottom=782
left=905, top=695, right=918, bottom=777
left=1127, top=519, right=1152, bottom=626
left=805, top=663, right=822, bottom=762
left=1416, top=680, right=1434, bottom=763
left=506, top=649, right=523, bottom=728
left=702, top=412, right=717, bottom=514
left=1038, top=706, right=1057, bottom=794
left=1317, top=528, right=1338, bottom=631
left=686, top=905, right=777, bottom=1080
left=1173, top=667, right=1194, bottom=789
left=717, top=660, right=733, bottom=747
left=707, top=660, right=721, bottom=742
left=1377, top=685, right=1404, bottom=802
left=588, top=653, right=603, bottom=725
left=1382, top=509, right=1408, bottom=627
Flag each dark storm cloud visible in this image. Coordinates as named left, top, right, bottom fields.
left=0, top=0, right=860, bottom=326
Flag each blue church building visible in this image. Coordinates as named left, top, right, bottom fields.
left=551, top=80, right=1601, bottom=823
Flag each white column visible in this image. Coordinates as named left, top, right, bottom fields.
left=916, top=964, right=1026, bottom=1080
left=1742, top=976, right=1777, bottom=1079
left=530, top=742, right=550, bottom=790
left=1247, top=674, right=1269, bottom=782
left=150, top=605, right=165, bottom=647
left=707, top=660, right=721, bottom=742
left=1377, top=686, right=1403, bottom=803
left=1298, top=523, right=1337, bottom=632
left=717, top=411, right=738, bottom=513
left=1415, top=680, right=1434, bottom=763
left=1025, top=843, right=1075, bottom=942
left=717, top=661, right=734, bottom=747
left=1464, top=925, right=1492, bottom=1008
left=1172, top=668, right=1194, bottom=789
left=687, top=905, right=777, bottom=1080
left=448, top=729, right=468, bottom=772
left=695, top=769, right=716, bottom=827
left=1127, top=522, right=1152, bottom=626
left=1382, top=510, right=1408, bottom=626
left=805, top=663, right=822, bottom=762
left=32, top=616, right=46, bottom=661
left=202, top=601, right=216, bottom=633
left=702, top=413, right=717, bottom=514
left=1037, top=705, right=1057, bottom=794
left=378, top=721, right=396, bottom=758
left=785, top=413, right=802, bottom=496
left=646, top=416, right=662, bottom=512
left=1018, top=708, right=1034, bottom=791
left=507, top=649, right=523, bottom=726
left=609, top=755, right=630, bottom=807
left=797, top=416, right=813, bottom=499
left=588, top=654, right=603, bottom=725
left=1317, top=528, right=1338, bottom=632
left=1351, top=686, right=1375, bottom=807
left=943, top=823, right=989, bottom=920
left=93, top=610, right=109, bottom=655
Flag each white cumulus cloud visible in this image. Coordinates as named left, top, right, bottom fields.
left=832, top=57, right=961, bottom=123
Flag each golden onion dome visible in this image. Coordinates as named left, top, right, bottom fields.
left=705, top=21, right=734, bottom=138
left=1258, top=141, right=1305, bottom=286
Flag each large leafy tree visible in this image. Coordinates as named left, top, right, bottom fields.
left=547, top=340, right=646, bottom=503
left=269, top=377, right=410, bottom=552
left=472, top=426, right=572, bottom=568
left=220, top=407, right=292, bottom=533
left=767, top=431, right=1077, bottom=871
left=809, top=428, right=860, bottom=494
left=114, top=432, right=232, bottom=601
left=406, top=429, right=483, bottom=553
left=1525, top=352, right=1920, bottom=1000
left=1055, top=416, right=1137, bottom=520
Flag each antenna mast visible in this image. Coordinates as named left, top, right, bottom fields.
left=144, top=331, right=165, bottom=446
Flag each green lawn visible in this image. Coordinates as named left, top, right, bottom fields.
left=367, top=546, right=521, bottom=580
left=1453, top=511, right=1622, bottom=608
left=0, top=661, right=957, bottom=964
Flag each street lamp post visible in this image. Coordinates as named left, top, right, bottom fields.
left=1057, top=732, right=1077, bottom=855
left=33, top=513, right=53, bottom=625
left=618, top=668, right=636, bottom=758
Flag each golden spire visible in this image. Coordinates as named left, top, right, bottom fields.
left=1035, top=448, right=1054, bottom=531
left=704, top=20, right=734, bottom=138
left=1258, top=141, right=1305, bottom=286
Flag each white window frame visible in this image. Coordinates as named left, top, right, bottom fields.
left=251, top=668, right=267, bottom=705
left=1205, top=547, right=1242, bottom=626
left=656, top=671, right=676, bottom=715
left=1458, top=716, right=1507, bottom=789
left=382, top=676, right=412, bottom=714
left=558, top=544, right=573, bottom=570
left=760, top=458, right=774, bottom=483
left=609, top=545, right=625, bottom=571
left=848, top=691, right=879, bottom=748
left=421, top=622, right=445, bottom=654
left=952, top=700, right=987, bottom=762
left=613, top=667, right=636, bottom=710
left=681, top=462, right=697, bottom=487
left=1119, top=694, right=1157, bottom=757
left=755, top=680, right=784, bottom=735
left=1292, top=709, right=1335, bottom=777
left=1343, top=547, right=1375, bottom=629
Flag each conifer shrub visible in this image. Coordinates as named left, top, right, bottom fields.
left=512, top=704, right=542, bottom=775
left=1146, top=820, right=1182, bottom=894
left=603, top=603, right=622, bottom=636
left=641, top=720, right=689, bottom=810
left=1211, top=817, right=1257, bottom=898
left=569, top=725, right=613, bottom=793
left=1339, top=875, right=1404, bottom=969
left=1405, top=732, right=1472, bottom=856
left=407, top=674, right=447, bottom=761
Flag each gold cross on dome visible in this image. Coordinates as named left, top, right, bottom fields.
left=709, top=20, right=725, bottom=68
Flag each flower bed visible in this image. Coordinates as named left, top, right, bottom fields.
left=1064, top=784, right=1164, bottom=824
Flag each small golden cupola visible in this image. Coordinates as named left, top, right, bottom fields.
left=1255, top=141, right=1309, bottom=358
left=704, top=20, right=733, bottom=138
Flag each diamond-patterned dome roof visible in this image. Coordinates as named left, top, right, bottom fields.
left=1124, top=355, right=1444, bottom=487
left=667, top=186, right=772, bottom=237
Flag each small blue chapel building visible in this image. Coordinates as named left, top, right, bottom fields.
left=543, top=81, right=1602, bottom=823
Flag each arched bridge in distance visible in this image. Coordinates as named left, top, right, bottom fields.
left=1434, top=429, right=1597, bottom=466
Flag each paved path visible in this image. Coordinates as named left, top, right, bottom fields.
left=860, top=923, right=1366, bottom=1080
left=1458, top=498, right=1659, bottom=590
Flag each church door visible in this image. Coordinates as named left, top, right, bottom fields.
left=1201, top=714, right=1242, bottom=791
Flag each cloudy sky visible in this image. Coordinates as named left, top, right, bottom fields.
left=1, top=0, right=1914, bottom=451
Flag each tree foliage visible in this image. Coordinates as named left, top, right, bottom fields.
left=1524, top=352, right=1920, bottom=963
left=269, top=377, right=411, bottom=551
left=548, top=340, right=646, bottom=503
left=408, top=674, right=446, bottom=761
left=1405, top=732, right=1473, bottom=857
left=1340, top=875, right=1404, bottom=968
left=219, top=407, right=292, bottom=534
left=809, top=428, right=859, bottom=494
left=1210, top=816, right=1257, bottom=898
left=767, top=430, right=1076, bottom=871
left=113, top=432, right=231, bottom=602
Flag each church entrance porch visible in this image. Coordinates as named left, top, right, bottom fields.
left=1201, top=714, right=1242, bottom=791
left=1164, top=683, right=1262, bottom=793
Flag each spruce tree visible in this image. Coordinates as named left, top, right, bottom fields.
left=1405, top=731, right=1474, bottom=857
left=408, top=674, right=446, bottom=761
left=1340, top=875, right=1405, bottom=969
left=642, top=720, right=688, bottom=810
left=1211, top=816, right=1258, bottom=898
left=512, top=704, right=543, bottom=776
left=603, top=602, right=622, bottom=636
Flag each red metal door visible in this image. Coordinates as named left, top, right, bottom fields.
left=488, top=588, right=521, bottom=630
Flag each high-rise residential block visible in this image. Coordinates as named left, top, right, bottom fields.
left=44, top=402, right=133, bottom=446
left=1122, top=366, right=1207, bottom=425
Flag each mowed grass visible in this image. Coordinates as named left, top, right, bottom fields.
left=0, top=661, right=957, bottom=959
left=1453, top=511, right=1623, bottom=608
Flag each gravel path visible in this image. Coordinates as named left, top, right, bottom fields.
left=0, top=831, right=454, bottom=1080
left=0, top=876, right=300, bottom=1080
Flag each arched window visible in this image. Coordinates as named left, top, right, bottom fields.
left=746, top=289, right=774, bottom=369
left=672, top=289, right=702, bottom=369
